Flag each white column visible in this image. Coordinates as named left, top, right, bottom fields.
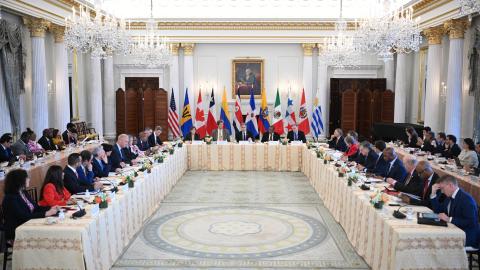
left=52, top=25, right=70, bottom=130
left=182, top=43, right=195, bottom=113
left=103, top=56, right=115, bottom=140
left=317, top=49, right=329, bottom=137
left=302, top=44, right=314, bottom=132
left=444, top=20, right=466, bottom=138
left=169, top=43, right=180, bottom=118
left=90, top=57, right=103, bottom=137
left=394, top=53, right=408, bottom=123
left=24, top=17, right=50, bottom=136
left=384, top=59, right=395, bottom=91
left=423, top=27, right=444, bottom=132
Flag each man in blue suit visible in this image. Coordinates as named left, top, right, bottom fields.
left=0, top=133, right=16, bottom=163
left=110, top=134, right=130, bottom=172
left=370, top=140, right=388, bottom=175
left=356, top=141, right=379, bottom=172
left=77, top=150, right=95, bottom=186
left=431, top=175, right=479, bottom=248
left=92, top=146, right=111, bottom=178
left=380, top=147, right=407, bottom=182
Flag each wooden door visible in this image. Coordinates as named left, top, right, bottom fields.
left=154, top=89, right=168, bottom=142
left=357, top=89, right=373, bottom=138
left=381, top=90, right=395, bottom=122
left=116, top=89, right=126, bottom=135
left=341, top=89, right=358, bottom=132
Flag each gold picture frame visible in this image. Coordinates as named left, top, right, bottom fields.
left=232, top=58, right=264, bottom=99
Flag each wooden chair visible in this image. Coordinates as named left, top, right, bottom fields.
left=467, top=246, right=479, bottom=270
left=25, top=187, right=38, bottom=204
left=72, top=121, right=98, bottom=141
left=0, top=205, right=11, bottom=270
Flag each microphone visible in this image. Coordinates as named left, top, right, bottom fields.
left=393, top=205, right=408, bottom=219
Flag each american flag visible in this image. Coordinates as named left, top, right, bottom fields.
left=168, top=88, right=181, bottom=138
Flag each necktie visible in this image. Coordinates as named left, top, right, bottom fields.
left=98, top=159, right=103, bottom=170
left=119, top=146, right=124, bottom=160
left=422, top=178, right=429, bottom=198
left=243, top=132, right=246, bottom=141
left=294, top=132, right=297, bottom=141
left=74, top=168, right=79, bottom=179
left=404, top=174, right=413, bottom=185
left=448, top=197, right=455, bottom=216
left=270, top=134, right=273, bottom=141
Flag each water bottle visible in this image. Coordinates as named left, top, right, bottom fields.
left=58, top=209, right=65, bottom=221
left=85, top=189, right=90, bottom=200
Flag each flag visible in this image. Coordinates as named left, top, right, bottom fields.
left=284, top=91, right=297, bottom=132
left=311, top=89, right=324, bottom=138
left=220, top=87, right=232, bottom=135
left=298, top=88, right=310, bottom=135
left=245, top=89, right=259, bottom=137
left=233, top=91, right=244, bottom=132
left=206, top=89, right=218, bottom=135
left=195, top=89, right=206, bottom=139
left=168, top=88, right=181, bottom=139
left=272, top=88, right=284, bottom=135
left=258, top=89, right=270, bottom=134
left=180, top=88, right=193, bottom=136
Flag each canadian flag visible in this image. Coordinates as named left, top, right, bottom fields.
left=284, top=92, right=297, bottom=132
left=206, top=89, right=218, bottom=135
left=195, top=90, right=206, bottom=139
left=298, top=88, right=310, bottom=135
left=233, top=92, right=244, bottom=131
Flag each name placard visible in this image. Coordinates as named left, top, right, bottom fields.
left=192, top=140, right=204, bottom=145
left=291, top=141, right=304, bottom=145
left=268, top=141, right=280, bottom=145
left=238, top=141, right=250, bottom=145
left=216, top=141, right=229, bottom=145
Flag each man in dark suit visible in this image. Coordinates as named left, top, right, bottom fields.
left=0, top=133, right=16, bottom=163
left=356, top=141, right=379, bottom=172
left=38, top=128, right=56, bottom=151
left=328, top=128, right=348, bottom=152
left=421, top=131, right=437, bottom=153
left=137, top=131, right=150, bottom=151
left=62, top=123, right=78, bottom=145
left=261, top=126, right=280, bottom=142
left=110, top=134, right=130, bottom=172
left=212, top=120, right=230, bottom=142
left=369, top=140, right=388, bottom=175
left=236, top=123, right=254, bottom=142
left=64, top=153, right=101, bottom=194
left=184, top=127, right=200, bottom=141
left=77, top=150, right=95, bottom=186
left=380, top=147, right=408, bottom=182
left=287, top=124, right=306, bottom=143
left=443, top=134, right=461, bottom=158
left=92, top=145, right=111, bottom=178
left=431, top=175, right=479, bottom=248
left=386, top=155, right=423, bottom=196
left=402, top=160, right=439, bottom=209
left=435, top=132, right=446, bottom=154
left=148, top=126, right=163, bottom=147
left=11, top=131, right=33, bottom=159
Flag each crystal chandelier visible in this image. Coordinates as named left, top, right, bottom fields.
left=319, top=0, right=362, bottom=69
left=457, top=0, right=480, bottom=20
left=65, top=4, right=130, bottom=58
left=129, top=0, right=172, bottom=67
left=356, top=0, right=422, bottom=62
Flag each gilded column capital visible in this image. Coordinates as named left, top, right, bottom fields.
left=23, top=17, right=50, bottom=38
left=444, top=18, right=468, bottom=39
left=171, top=43, right=180, bottom=56
left=50, top=24, right=65, bottom=43
left=423, top=26, right=444, bottom=45
left=182, top=43, right=195, bottom=56
left=302, top=43, right=315, bottom=56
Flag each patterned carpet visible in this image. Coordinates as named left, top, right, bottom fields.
left=113, top=171, right=369, bottom=269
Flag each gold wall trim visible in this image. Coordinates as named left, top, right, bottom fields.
left=413, top=0, right=453, bottom=18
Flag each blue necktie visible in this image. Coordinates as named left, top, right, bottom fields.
left=294, top=133, right=297, bottom=141
left=119, top=146, right=124, bottom=160
left=97, top=159, right=103, bottom=170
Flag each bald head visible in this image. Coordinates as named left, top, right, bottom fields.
left=117, top=134, right=129, bottom=148
left=403, top=155, right=418, bottom=173
left=382, top=147, right=397, bottom=162
left=415, top=160, right=434, bottom=180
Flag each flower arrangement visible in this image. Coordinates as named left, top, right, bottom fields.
left=370, top=190, right=389, bottom=209
left=94, top=192, right=111, bottom=209
left=347, top=173, right=359, bottom=186
left=205, top=136, right=213, bottom=145
left=177, top=141, right=183, bottom=148
left=126, top=175, right=134, bottom=188
left=153, top=154, right=164, bottom=164
left=281, top=137, right=288, bottom=145
left=141, top=161, right=153, bottom=173
left=338, top=166, right=349, bottom=177
left=168, top=146, right=175, bottom=155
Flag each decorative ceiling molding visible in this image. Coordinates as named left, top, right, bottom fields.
left=413, top=0, right=454, bottom=17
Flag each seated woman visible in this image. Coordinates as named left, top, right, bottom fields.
left=405, top=126, right=420, bottom=148
left=459, top=138, right=479, bottom=169
left=342, top=135, right=359, bottom=161
left=26, top=128, right=44, bottom=154
left=39, top=165, right=72, bottom=207
left=51, top=129, right=65, bottom=150
left=2, top=169, right=58, bottom=241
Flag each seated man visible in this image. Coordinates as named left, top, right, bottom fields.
left=110, top=134, right=131, bottom=172
left=235, top=123, right=254, bottom=142
left=356, top=141, right=379, bottom=172
left=386, top=155, right=423, bottom=196
left=11, top=131, right=33, bottom=159
left=380, top=147, right=407, bottom=181
left=38, top=128, right=57, bottom=151
left=64, top=153, right=102, bottom=194
left=435, top=132, right=447, bottom=154
left=443, top=134, right=461, bottom=159
left=184, top=127, right=200, bottom=141
left=0, top=133, right=17, bottom=163
left=62, top=123, right=78, bottom=145
left=261, top=126, right=280, bottom=142
left=370, top=140, right=388, bottom=175
left=137, top=131, right=150, bottom=151
left=328, top=128, right=347, bottom=152
left=92, top=145, right=111, bottom=178
left=148, top=126, right=163, bottom=147
left=421, top=131, right=437, bottom=153
left=77, top=150, right=95, bottom=186
left=431, top=175, right=479, bottom=248
left=402, top=160, right=439, bottom=209
left=287, top=124, right=306, bottom=143
left=212, top=120, right=230, bottom=142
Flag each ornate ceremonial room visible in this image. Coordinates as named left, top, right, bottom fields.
left=0, top=0, right=480, bottom=269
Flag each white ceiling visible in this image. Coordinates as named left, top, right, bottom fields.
left=90, top=0, right=413, bottom=20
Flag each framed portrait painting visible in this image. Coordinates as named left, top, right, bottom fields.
left=232, top=58, right=264, bottom=98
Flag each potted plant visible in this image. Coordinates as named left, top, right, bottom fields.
left=95, top=192, right=110, bottom=209
left=370, top=191, right=388, bottom=209
left=169, top=147, right=175, bottom=155
left=178, top=141, right=183, bottom=148
left=126, top=176, right=134, bottom=188
left=281, top=137, right=288, bottom=145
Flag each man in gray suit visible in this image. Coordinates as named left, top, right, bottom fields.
left=211, top=120, right=230, bottom=142
left=11, top=131, right=33, bottom=159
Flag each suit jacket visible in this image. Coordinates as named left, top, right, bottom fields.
left=261, top=132, right=280, bottom=142
left=443, top=143, right=462, bottom=159
left=148, top=133, right=163, bottom=147
left=421, top=139, right=437, bottom=153
left=212, top=129, right=230, bottom=142
left=109, top=144, right=130, bottom=172
left=435, top=141, right=446, bottom=155
left=92, top=158, right=111, bottom=178
left=235, top=130, right=254, bottom=142
left=38, top=136, right=56, bottom=151
left=76, top=165, right=95, bottom=186
left=406, top=136, right=419, bottom=148
left=62, top=130, right=77, bottom=145
left=328, top=136, right=348, bottom=152
left=11, top=139, right=32, bottom=157
left=2, top=192, right=49, bottom=240
left=287, top=131, right=306, bottom=143
left=431, top=188, right=479, bottom=247
left=384, top=158, right=408, bottom=182
left=356, top=150, right=379, bottom=171
left=63, top=166, right=94, bottom=194
left=371, top=153, right=388, bottom=176
left=410, top=172, right=440, bottom=209
left=393, top=171, right=423, bottom=197
left=184, top=132, right=200, bottom=141
left=0, top=144, right=15, bottom=163
left=137, top=139, right=150, bottom=151
left=124, top=146, right=138, bottom=161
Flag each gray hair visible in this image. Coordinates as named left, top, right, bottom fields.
left=92, top=146, right=104, bottom=157
left=360, top=141, right=372, bottom=151
left=344, top=135, right=357, bottom=145
left=403, top=155, right=418, bottom=167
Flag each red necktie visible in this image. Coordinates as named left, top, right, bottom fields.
left=422, top=178, right=429, bottom=198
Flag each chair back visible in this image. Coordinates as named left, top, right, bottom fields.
left=25, top=187, right=38, bottom=204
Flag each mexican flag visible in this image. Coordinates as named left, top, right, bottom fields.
left=272, top=88, right=284, bottom=135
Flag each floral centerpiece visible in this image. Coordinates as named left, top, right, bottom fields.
left=338, top=165, right=349, bottom=177
left=168, top=146, right=175, bottom=155
left=370, top=190, right=389, bottom=209
left=316, top=148, right=325, bottom=159
left=281, top=137, right=288, bottom=145
left=95, top=192, right=111, bottom=209
left=154, top=153, right=164, bottom=163
left=140, top=161, right=153, bottom=173
left=347, top=173, right=359, bottom=186
left=126, top=175, right=134, bottom=188
left=205, top=135, right=213, bottom=145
